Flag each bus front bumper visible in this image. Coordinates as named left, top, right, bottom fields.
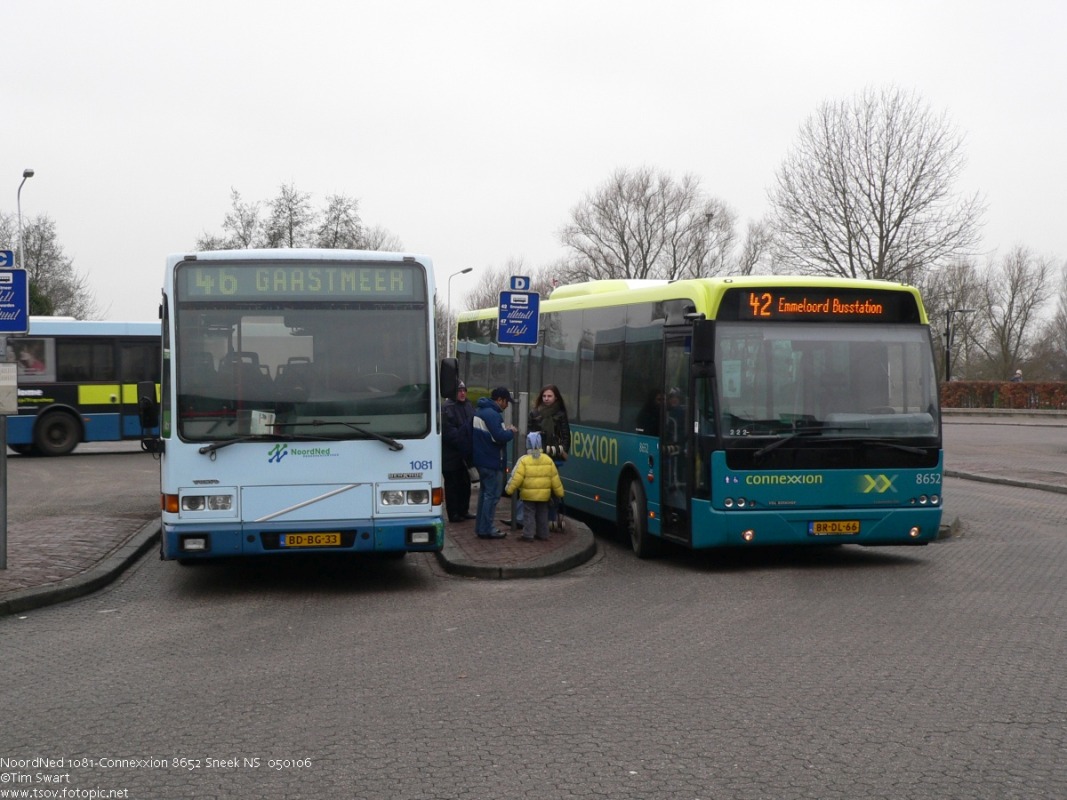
left=160, top=517, right=444, bottom=560
left=690, top=505, right=943, bottom=549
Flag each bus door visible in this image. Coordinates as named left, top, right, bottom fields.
left=660, top=333, right=692, bottom=543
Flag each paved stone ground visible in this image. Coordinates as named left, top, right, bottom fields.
left=0, top=514, right=156, bottom=595
left=2, top=411, right=1063, bottom=609
left=445, top=516, right=574, bottom=560
left=438, top=495, right=596, bottom=578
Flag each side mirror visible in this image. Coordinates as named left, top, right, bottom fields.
left=440, top=358, right=459, bottom=399
left=137, top=381, right=159, bottom=429
left=692, top=319, right=715, bottom=364
left=137, top=381, right=164, bottom=453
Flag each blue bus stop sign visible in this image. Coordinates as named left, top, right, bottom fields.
left=497, top=291, right=540, bottom=346
left=0, top=268, right=30, bottom=334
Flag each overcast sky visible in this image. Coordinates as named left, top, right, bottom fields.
left=3, top=0, right=1066, bottom=320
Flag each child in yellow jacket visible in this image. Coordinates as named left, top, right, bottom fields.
left=505, top=432, right=565, bottom=541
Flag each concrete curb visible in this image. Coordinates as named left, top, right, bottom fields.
left=436, top=525, right=597, bottom=579
left=945, top=469, right=1067, bottom=496
left=0, top=520, right=160, bottom=617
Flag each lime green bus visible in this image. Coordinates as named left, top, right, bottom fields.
left=456, top=277, right=943, bottom=557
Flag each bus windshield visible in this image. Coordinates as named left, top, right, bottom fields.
left=716, top=321, right=939, bottom=440
left=175, top=303, right=430, bottom=443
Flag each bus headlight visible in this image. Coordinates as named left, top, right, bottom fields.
left=381, top=490, right=406, bottom=506
left=381, top=489, right=430, bottom=506
left=181, top=494, right=234, bottom=512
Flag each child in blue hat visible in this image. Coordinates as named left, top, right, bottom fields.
left=504, top=432, right=565, bottom=541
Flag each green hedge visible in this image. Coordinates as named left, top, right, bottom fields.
left=940, top=381, right=1067, bottom=409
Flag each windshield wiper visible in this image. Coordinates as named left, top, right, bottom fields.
left=198, top=432, right=331, bottom=455
left=853, top=437, right=927, bottom=455
left=280, top=419, right=404, bottom=451
left=752, top=425, right=868, bottom=458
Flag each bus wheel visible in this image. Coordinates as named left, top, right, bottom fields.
left=623, top=478, right=660, bottom=559
left=34, top=412, right=80, bottom=457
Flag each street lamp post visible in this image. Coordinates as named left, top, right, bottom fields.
left=4, top=169, right=34, bottom=570
left=945, top=308, right=976, bottom=382
left=445, top=267, right=473, bottom=358
left=17, top=168, right=34, bottom=270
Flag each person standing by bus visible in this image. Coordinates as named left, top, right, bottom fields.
left=473, top=386, right=517, bottom=539
left=442, top=381, right=476, bottom=523
left=529, top=384, right=571, bottom=530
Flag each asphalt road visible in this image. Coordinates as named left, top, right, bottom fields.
left=3, top=441, right=159, bottom=525
left=1, top=427, right=1065, bottom=799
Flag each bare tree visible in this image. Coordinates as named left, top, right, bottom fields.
left=224, top=189, right=262, bottom=248
left=197, top=185, right=402, bottom=253
left=769, top=86, right=985, bottom=281
left=361, top=224, right=404, bottom=252
left=315, top=194, right=363, bottom=249
left=972, top=247, right=1052, bottom=379
left=920, top=258, right=986, bottom=379
left=11, top=214, right=98, bottom=318
left=196, top=188, right=261, bottom=251
left=559, top=167, right=737, bottom=283
left=735, top=219, right=775, bottom=276
left=1035, top=263, right=1067, bottom=378
left=263, top=182, right=316, bottom=248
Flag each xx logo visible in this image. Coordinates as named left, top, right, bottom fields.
left=861, top=474, right=897, bottom=493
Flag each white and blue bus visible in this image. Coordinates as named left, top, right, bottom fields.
left=140, top=250, right=454, bottom=562
left=3, top=318, right=160, bottom=456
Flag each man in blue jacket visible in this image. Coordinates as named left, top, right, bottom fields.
left=472, top=386, right=518, bottom=539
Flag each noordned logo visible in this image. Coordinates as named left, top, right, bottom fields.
left=268, top=444, right=288, bottom=463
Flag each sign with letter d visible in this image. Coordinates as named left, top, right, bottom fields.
left=0, top=268, right=30, bottom=334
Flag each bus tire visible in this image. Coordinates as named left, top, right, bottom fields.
left=34, top=412, right=80, bottom=457
left=622, top=477, right=660, bottom=559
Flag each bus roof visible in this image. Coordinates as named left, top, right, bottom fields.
left=459, top=275, right=928, bottom=324
left=23, top=317, right=161, bottom=338
left=167, top=249, right=432, bottom=265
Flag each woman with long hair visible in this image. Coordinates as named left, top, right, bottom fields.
left=529, top=384, right=570, bottom=530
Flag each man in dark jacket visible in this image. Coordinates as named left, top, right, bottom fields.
left=471, top=386, right=517, bottom=539
left=442, top=382, right=476, bottom=523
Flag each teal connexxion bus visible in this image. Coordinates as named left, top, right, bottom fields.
left=457, top=276, right=943, bottom=558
